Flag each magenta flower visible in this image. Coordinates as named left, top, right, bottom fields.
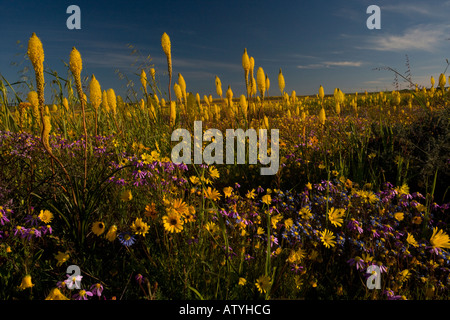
left=73, top=289, right=93, bottom=300
left=90, top=283, right=104, bottom=297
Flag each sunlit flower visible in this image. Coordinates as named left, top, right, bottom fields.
left=278, top=68, right=285, bottom=94
left=55, top=251, right=70, bottom=266
left=320, top=229, right=336, bottom=248
left=45, top=288, right=70, bottom=300
left=394, top=212, right=404, bottom=221
left=238, top=277, right=247, bottom=286
left=162, top=211, right=184, bottom=233
left=18, top=275, right=35, bottom=290
left=262, top=194, right=272, bottom=205
left=246, top=189, right=256, bottom=200
left=255, top=275, right=271, bottom=294
left=144, top=203, right=158, bottom=219
left=73, top=289, right=93, bottom=300
left=327, top=207, right=345, bottom=227
left=203, top=187, right=221, bottom=201
left=38, top=209, right=53, bottom=224
left=105, top=225, right=118, bottom=242
left=131, top=217, right=149, bottom=237
left=118, top=231, right=136, bottom=246
left=223, top=186, right=233, bottom=198
left=65, top=273, right=82, bottom=290
left=406, top=233, right=418, bottom=247
left=120, top=189, right=133, bottom=202
left=90, top=283, right=104, bottom=297
left=430, top=227, right=450, bottom=251
left=208, top=166, right=220, bottom=179
left=92, top=221, right=106, bottom=236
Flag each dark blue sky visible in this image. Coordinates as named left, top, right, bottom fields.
left=1, top=0, right=449, bottom=103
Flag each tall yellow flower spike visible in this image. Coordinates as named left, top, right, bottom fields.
left=161, top=32, right=172, bottom=102
left=278, top=68, right=285, bottom=94
left=265, top=74, right=270, bottom=96
left=319, top=107, right=326, bottom=125
left=170, top=101, right=177, bottom=127
left=178, top=73, right=187, bottom=103
left=27, top=33, right=45, bottom=114
left=89, top=75, right=102, bottom=110
left=438, top=73, right=446, bottom=90
left=69, top=47, right=82, bottom=77
left=42, top=114, right=52, bottom=152
left=319, top=85, right=325, bottom=101
left=215, top=76, right=223, bottom=98
left=257, top=67, right=266, bottom=98
left=107, top=88, right=117, bottom=115
left=140, top=69, right=147, bottom=92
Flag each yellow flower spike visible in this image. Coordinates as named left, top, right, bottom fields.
left=18, top=275, right=35, bottom=290
left=319, top=107, right=326, bottom=125
left=430, top=76, right=435, bottom=88
left=249, top=56, right=255, bottom=74
left=204, top=95, right=210, bottom=107
left=28, top=91, right=40, bottom=119
left=42, top=114, right=52, bottom=152
left=140, top=69, right=147, bottom=92
left=161, top=32, right=171, bottom=60
left=69, top=47, right=82, bottom=78
left=150, top=68, right=156, bottom=82
left=250, top=76, right=257, bottom=96
left=101, top=90, right=109, bottom=112
left=27, top=33, right=44, bottom=72
left=107, top=88, right=117, bottom=114
left=215, top=75, right=223, bottom=98
left=27, top=33, right=45, bottom=116
left=278, top=68, right=285, bottom=94
left=242, top=48, right=250, bottom=72
left=178, top=73, right=187, bottom=102
left=265, top=74, right=270, bottom=96
left=174, top=83, right=182, bottom=102
left=319, top=85, right=324, bottom=101
left=256, top=67, right=266, bottom=98
left=89, top=75, right=102, bottom=110
left=438, top=73, right=446, bottom=90
left=62, top=97, right=69, bottom=112
left=161, top=32, right=172, bottom=101
left=226, top=85, right=233, bottom=109
left=263, top=115, right=269, bottom=129
left=170, top=101, right=176, bottom=127
left=240, top=94, right=248, bottom=118
left=335, top=102, right=341, bottom=115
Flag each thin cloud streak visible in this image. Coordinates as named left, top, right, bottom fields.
left=297, top=61, right=363, bottom=69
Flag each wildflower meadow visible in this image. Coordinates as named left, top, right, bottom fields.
left=0, top=30, right=449, bottom=302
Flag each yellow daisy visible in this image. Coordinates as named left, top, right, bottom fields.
left=320, top=229, right=336, bottom=248
left=38, top=209, right=53, bottom=224
left=162, top=211, right=183, bottom=233
left=131, top=217, right=149, bottom=237
left=92, top=221, right=106, bottom=236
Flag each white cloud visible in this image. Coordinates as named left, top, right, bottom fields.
left=363, top=24, right=448, bottom=52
